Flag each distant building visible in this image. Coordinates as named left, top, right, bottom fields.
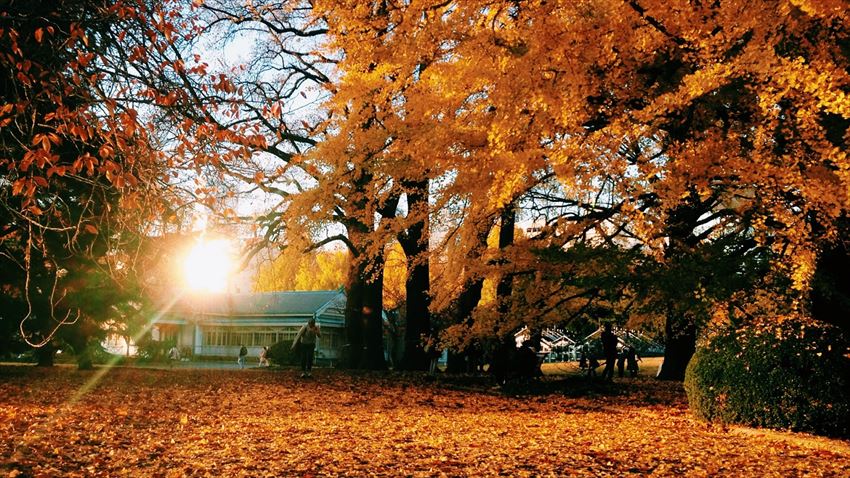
left=514, top=327, right=579, bottom=362
left=153, top=289, right=346, bottom=363
left=583, top=326, right=665, bottom=356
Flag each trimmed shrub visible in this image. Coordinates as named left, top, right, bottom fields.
left=685, top=319, right=850, bottom=437
left=267, top=341, right=297, bottom=366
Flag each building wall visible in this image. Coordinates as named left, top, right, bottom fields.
left=180, top=324, right=344, bottom=361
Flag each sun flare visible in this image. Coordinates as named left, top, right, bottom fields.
left=183, top=239, right=234, bottom=293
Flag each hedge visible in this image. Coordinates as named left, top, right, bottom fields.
left=685, top=319, right=850, bottom=437
left=267, top=341, right=298, bottom=366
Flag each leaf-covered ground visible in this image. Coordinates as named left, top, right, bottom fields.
left=1, top=364, right=848, bottom=477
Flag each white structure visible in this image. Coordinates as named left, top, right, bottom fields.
left=153, top=289, right=346, bottom=363
left=514, top=327, right=580, bottom=362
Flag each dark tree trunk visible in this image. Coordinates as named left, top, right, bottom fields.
left=35, top=343, right=55, bottom=367
left=444, top=215, right=494, bottom=374
left=495, top=205, right=516, bottom=312
left=445, top=350, right=467, bottom=373
left=811, top=218, right=850, bottom=336
left=361, top=255, right=387, bottom=370
left=655, top=191, right=705, bottom=381
left=656, top=315, right=696, bottom=380
left=399, top=179, right=431, bottom=371
left=76, top=347, right=94, bottom=370
left=342, top=260, right=365, bottom=369
left=445, top=277, right=485, bottom=373
left=489, top=205, right=517, bottom=380
left=400, top=260, right=430, bottom=370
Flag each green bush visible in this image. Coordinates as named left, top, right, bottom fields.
left=267, top=341, right=297, bottom=366
left=685, top=319, right=850, bottom=437
left=135, top=335, right=171, bottom=363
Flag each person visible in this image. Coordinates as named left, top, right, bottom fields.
left=424, top=336, right=441, bottom=375
left=616, top=345, right=626, bottom=378
left=516, top=340, right=541, bottom=379
left=291, top=318, right=321, bottom=378
left=587, top=356, right=599, bottom=377
left=258, top=346, right=269, bottom=367
left=237, top=344, right=248, bottom=369
left=626, top=345, right=642, bottom=377
left=600, top=322, right=618, bottom=381
left=167, top=345, right=180, bottom=368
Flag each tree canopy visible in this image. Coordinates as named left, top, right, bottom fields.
left=2, top=0, right=848, bottom=375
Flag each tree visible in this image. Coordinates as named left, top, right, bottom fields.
left=254, top=249, right=348, bottom=292
left=347, top=0, right=850, bottom=379
left=0, top=0, right=178, bottom=365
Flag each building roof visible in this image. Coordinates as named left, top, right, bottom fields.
left=156, top=289, right=346, bottom=327
left=196, top=289, right=345, bottom=317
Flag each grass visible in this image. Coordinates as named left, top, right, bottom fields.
left=1, top=363, right=848, bottom=477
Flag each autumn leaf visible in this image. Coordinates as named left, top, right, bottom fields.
left=1, top=366, right=849, bottom=477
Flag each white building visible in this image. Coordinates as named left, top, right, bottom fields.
left=153, top=289, right=346, bottom=363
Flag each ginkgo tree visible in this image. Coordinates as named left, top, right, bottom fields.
left=302, top=0, right=850, bottom=378
left=7, top=0, right=847, bottom=378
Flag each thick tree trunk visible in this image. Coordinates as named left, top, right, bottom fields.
left=656, top=315, right=696, bottom=380
left=444, top=214, right=494, bottom=374
left=445, top=277, right=485, bottom=374
left=35, top=343, right=55, bottom=367
left=76, top=346, right=94, bottom=370
left=490, top=205, right=517, bottom=380
left=399, top=178, right=431, bottom=371
left=811, top=218, right=850, bottom=336
left=656, top=191, right=703, bottom=381
left=361, top=257, right=387, bottom=370
left=400, top=261, right=430, bottom=370
left=495, top=205, right=515, bottom=311
left=342, top=261, right=365, bottom=369
left=445, top=351, right=466, bottom=373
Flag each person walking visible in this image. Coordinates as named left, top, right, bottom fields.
left=616, top=346, right=626, bottom=378
left=600, top=322, right=618, bottom=381
left=626, top=345, right=642, bottom=377
left=258, top=346, right=269, bottom=367
left=167, top=345, right=180, bottom=368
left=292, top=318, right=321, bottom=378
left=237, top=344, right=248, bottom=369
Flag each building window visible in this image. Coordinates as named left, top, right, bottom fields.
left=201, top=326, right=304, bottom=347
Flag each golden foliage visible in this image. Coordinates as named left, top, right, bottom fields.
left=254, top=249, right=349, bottom=293
left=304, top=0, right=850, bottom=299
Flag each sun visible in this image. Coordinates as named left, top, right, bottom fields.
left=183, top=239, right=234, bottom=293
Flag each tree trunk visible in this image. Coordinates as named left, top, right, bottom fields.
left=445, top=216, right=493, bottom=374
left=361, top=255, right=387, bottom=370
left=495, top=205, right=515, bottom=313
left=656, top=191, right=703, bottom=381
left=656, top=315, right=696, bottom=381
left=342, top=260, right=365, bottom=369
left=399, top=178, right=431, bottom=371
left=400, top=260, right=430, bottom=370
left=445, top=277, right=484, bottom=373
left=489, top=205, right=517, bottom=380
left=76, top=345, right=94, bottom=370
left=811, top=217, right=850, bottom=337
left=35, top=343, right=55, bottom=367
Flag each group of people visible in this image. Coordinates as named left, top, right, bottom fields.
left=236, top=344, right=268, bottom=369
left=235, top=318, right=321, bottom=377
left=579, top=322, right=641, bottom=380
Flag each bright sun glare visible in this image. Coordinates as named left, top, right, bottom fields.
left=183, top=239, right=234, bottom=293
